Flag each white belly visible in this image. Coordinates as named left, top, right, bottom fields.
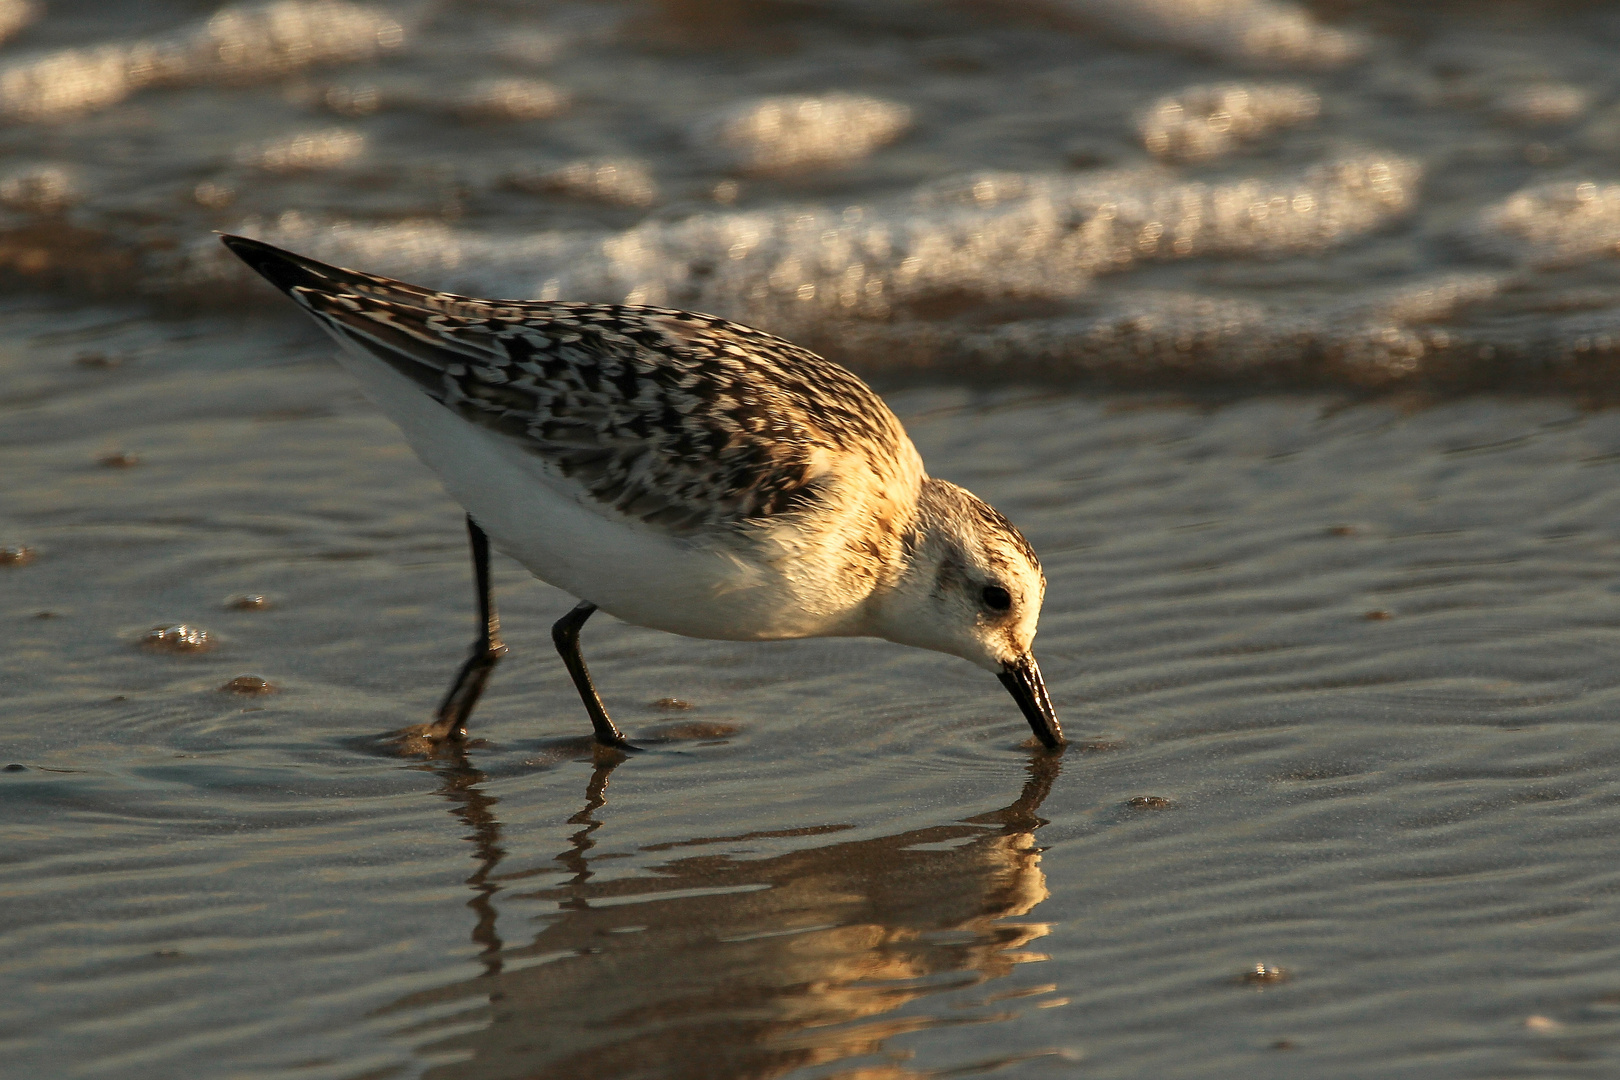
left=334, top=348, right=854, bottom=641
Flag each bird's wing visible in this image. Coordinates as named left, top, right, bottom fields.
left=222, top=236, right=913, bottom=533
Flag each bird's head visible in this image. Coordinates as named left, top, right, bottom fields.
left=870, top=478, right=1063, bottom=748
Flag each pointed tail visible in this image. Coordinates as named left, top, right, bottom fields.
left=219, top=234, right=349, bottom=297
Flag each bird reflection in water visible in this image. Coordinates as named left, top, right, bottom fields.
left=392, top=747, right=1065, bottom=1079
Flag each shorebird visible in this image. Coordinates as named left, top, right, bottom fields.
left=221, top=235, right=1064, bottom=750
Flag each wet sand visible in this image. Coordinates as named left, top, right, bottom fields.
left=7, top=302, right=1620, bottom=1077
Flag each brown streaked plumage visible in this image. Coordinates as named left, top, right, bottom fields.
left=241, top=244, right=910, bottom=532
left=221, top=234, right=1065, bottom=751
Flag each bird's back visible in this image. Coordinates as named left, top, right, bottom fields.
left=223, top=235, right=927, bottom=640
left=226, top=236, right=918, bottom=536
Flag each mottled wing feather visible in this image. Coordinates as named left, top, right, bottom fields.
left=287, top=280, right=908, bottom=532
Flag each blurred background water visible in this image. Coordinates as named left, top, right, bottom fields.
left=7, top=1, right=1620, bottom=1078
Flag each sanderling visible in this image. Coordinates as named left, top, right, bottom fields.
left=221, top=235, right=1063, bottom=750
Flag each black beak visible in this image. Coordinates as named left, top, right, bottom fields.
left=998, top=654, right=1064, bottom=749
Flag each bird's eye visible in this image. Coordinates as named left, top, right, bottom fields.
left=981, top=584, right=1012, bottom=612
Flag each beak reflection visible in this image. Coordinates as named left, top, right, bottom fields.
left=998, top=653, right=1065, bottom=749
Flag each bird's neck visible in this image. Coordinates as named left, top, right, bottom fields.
left=839, top=479, right=954, bottom=642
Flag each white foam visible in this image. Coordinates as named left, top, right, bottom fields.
left=692, top=94, right=912, bottom=174
left=452, top=78, right=568, bottom=122
left=1492, top=84, right=1589, bottom=128
left=0, top=0, right=35, bottom=46
left=911, top=154, right=1418, bottom=273
left=0, top=46, right=138, bottom=120
left=1139, top=82, right=1319, bottom=162
left=0, top=163, right=73, bottom=214
left=176, top=153, right=1420, bottom=352
left=317, top=82, right=382, bottom=117
left=0, top=1, right=404, bottom=121
left=315, top=75, right=568, bottom=122
left=1055, top=0, right=1365, bottom=68
left=164, top=210, right=600, bottom=300
left=491, top=29, right=564, bottom=67
left=838, top=274, right=1502, bottom=383
left=1478, top=180, right=1620, bottom=268
left=234, top=127, right=366, bottom=172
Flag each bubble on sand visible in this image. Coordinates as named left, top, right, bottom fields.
left=1139, top=82, right=1319, bottom=162
left=220, top=675, right=276, bottom=694
left=0, top=545, right=35, bottom=566
left=226, top=594, right=270, bottom=610
left=693, top=93, right=911, bottom=174
left=141, top=624, right=213, bottom=652
left=1242, top=963, right=1288, bottom=984
left=0, top=1, right=404, bottom=122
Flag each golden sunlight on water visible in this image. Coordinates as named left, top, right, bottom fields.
left=10, top=2, right=1620, bottom=1077
left=9, top=290, right=1620, bottom=1080
left=392, top=756, right=1064, bottom=1079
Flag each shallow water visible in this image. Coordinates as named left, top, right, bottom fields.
left=9, top=299, right=1620, bottom=1077
left=8, top=1, right=1620, bottom=1078
left=2, top=1, right=1620, bottom=388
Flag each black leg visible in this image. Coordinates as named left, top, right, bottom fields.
left=429, top=515, right=508, bottom=740
left=552, top=601, right=634, bottom=749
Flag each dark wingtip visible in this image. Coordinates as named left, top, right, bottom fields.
left=218, top=234, right=335, bottom=296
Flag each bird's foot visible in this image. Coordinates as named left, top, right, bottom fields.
left=592, top=733, right=646, bottom=759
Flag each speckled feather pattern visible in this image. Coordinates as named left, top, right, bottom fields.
left=278, top=263, right=916, bottom=535
left=222, top=235, right=1061, bottom=744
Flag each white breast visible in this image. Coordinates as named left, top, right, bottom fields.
left=334, top=346, right=866, bottom=641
